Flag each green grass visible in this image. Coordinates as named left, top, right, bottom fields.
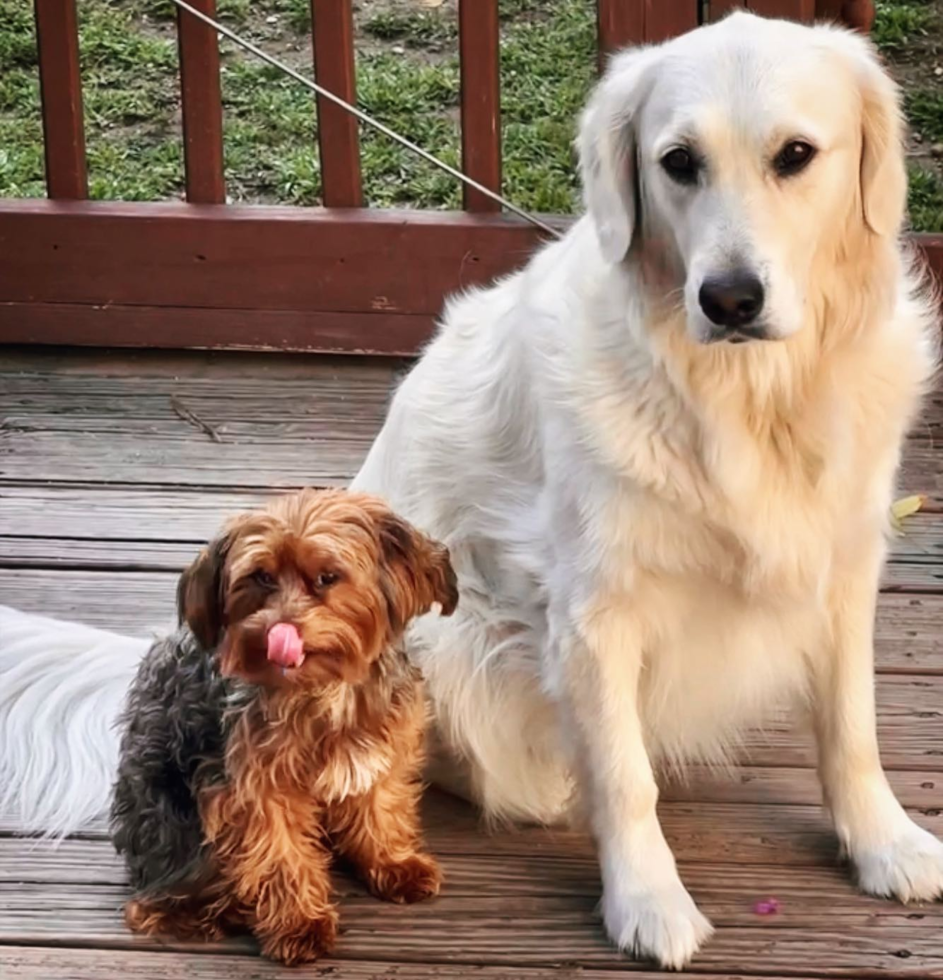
left=908, top=165, right=943, bottom=231
left=501, top=1, right=595, bottom=212
left=906, top=88, right=943, bottom=144
left=363, top=11, right=458, bottom=46
left=1, top=0, right=942, bottom=229
left=220, top=0, right=595, bottom=212
left=80, top=2, right=183, bottom=201
left=0, top=0, right=593, bottom=211
left=0, top=0, right=44, bottom=197
left=872, top=0, right=934, bottom=50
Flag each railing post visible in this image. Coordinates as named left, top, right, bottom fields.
left=177, top=0, right=226, bottom=203
left=838, top=0, right=876, bottom=31
left=459, top=0, right=502, bottom=212
left=597, top=0, right=644, bottom=67
left=596, top=1, right=698, bottom=65
left=717, top=1, right=855, bottom=26
left=311, top=0, right=363, bottom=208
left=34, top=0, right=88, bottom=200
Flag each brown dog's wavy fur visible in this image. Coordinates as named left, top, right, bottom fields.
left=112, top=489, right=457, bottom=965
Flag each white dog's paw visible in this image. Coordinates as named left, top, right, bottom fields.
left=602, top=881, right=714, bottom=970
left=854, top=822, right=943, bottom=903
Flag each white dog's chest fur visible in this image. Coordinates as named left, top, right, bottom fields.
left=539, top=346, right=871, bottom=766
left=575, top=412, right=844, bottom=766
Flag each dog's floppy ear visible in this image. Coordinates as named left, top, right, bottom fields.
left=831, top=31, right=907, bottom=237
left=177, top=531, right=233, bottom=649
left=376, top=511, right=458, bottom=632
left=858, top=53, right=906, bottom=237
left=578, top=47, right=658, bottom=264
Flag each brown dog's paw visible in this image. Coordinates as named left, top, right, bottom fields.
left=369, top=853, right=443, bottom=904
left=125, top=898, right=227, bottom=941
left=260, top=912, right=338, bottom=966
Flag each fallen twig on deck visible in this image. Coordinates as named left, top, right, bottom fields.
left=170, top=395, right=223, bottom=444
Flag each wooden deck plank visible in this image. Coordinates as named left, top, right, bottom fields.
left=4, top=875, right=942, bottom=938
left=1, top=765, right=937, bottom=836
left=2, top=870, right=941, bottom=976
left=4, top=861, right=941, bottom=924
left=2, top=424, right=938, bottom=502
left=2, top=519, right=938, bottom=571
left=0, top=485, right=277, bottom=540
left=0, top=570, right=179, bottom=632
left=0, top=352, right=397, bottom=490
left=0, top=428, right=368, bottom=489
left=0, top=364, right=399, bottom=416
left=874, top=593, right=943, bottom=673
left=2, top=948, right=817, bottom=980
left=0, top=569, right=939, bottom=773
left=2, top=503, right=939, bottom=561
left=4, top=798, right=941, bottom=877
left=0, top=808, right=943, bottom=938
left=7, top=355, right=938, bottom=452
left=742, top=673, right=943, bottom=769
left=1, top=349, right=941, bottom=979
left=662, top=764, right=942, bottom=807
left=900, top=442, right=943, bottom=512
left=2, top=360, right=940, bottom=508
left=0, top=567, right=937, bottom=676
left=2, top=482, right=938, bottom=555
left=0, top=350, right=919, bottom=439
left=5, top=533, right=941, bottom=593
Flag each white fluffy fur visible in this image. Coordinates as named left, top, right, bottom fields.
left=0, top=606, right=148, bottom=837
left=1, top=12, right=942, bottom=970
left=351, top=13, right=943, bottom=968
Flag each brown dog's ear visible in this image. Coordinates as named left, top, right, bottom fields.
left=176, top=532, right=232, bottom=649
left=377, top=512, right=458, bottom=632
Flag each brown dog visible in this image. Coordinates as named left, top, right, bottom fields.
left=111, top=489, right=458, bottom=964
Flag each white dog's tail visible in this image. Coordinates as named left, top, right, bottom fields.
left=0, top=606, right=150, bottom=838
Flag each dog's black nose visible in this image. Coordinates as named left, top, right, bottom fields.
left=698, top=273, right=765, bottom=329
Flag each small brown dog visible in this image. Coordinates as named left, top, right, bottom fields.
left=110, top=488, right=458, bottom=964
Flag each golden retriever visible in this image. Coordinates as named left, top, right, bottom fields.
left=353, top=12, right=942, bottom=968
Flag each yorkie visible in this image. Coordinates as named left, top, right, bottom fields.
left=110, top=488, right=458, bottom=964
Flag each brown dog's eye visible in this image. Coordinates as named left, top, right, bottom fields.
left=315, top=571, right=339, bottom=590
left=251, top=569, right=276, bottom=589
left=774, top=140, right=816, bottom=177
left=660, top=147, right=700, bottom=186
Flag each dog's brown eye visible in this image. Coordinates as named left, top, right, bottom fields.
left=660, top=147, right=700, bottom=186
left=774, top=140, right=816, bottom=177
left=251, top=569, right=276, bottom=589
left=315, top=571, right=339, bottom=590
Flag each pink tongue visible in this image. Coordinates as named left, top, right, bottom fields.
left=267, top=623, right=305, bottom=669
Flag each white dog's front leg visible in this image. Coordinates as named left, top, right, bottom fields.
left=560, top=602, right=712, bottom=969
left=815, top=548, right=943, bottom=902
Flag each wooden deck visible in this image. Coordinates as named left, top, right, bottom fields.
left=1, top=345, right=942, bottom=980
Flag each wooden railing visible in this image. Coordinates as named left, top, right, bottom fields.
left=6, top=0, right=928, bottom=358
left=177, top=0, right=225, bottom=204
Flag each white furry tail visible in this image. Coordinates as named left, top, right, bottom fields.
left=0, top=606, right=150, bottom=838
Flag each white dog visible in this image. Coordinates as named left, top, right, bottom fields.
left=352, top=11, right=943, bottom=967
left=0, top=12, right=940, bottom=971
